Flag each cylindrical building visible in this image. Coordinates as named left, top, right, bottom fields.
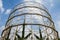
left=1, top=1, right=58, bottom=40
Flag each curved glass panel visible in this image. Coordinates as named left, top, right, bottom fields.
left=1, top=1, right=58, bottom=40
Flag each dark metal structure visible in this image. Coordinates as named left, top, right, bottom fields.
left=1, top=1, right=58, bottom=40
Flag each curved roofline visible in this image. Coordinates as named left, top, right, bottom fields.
left=8, top=1, right=51, bottom=19
left=5, top=1, right=52, bottom=27
left=6, top=13, right=54, bottom=27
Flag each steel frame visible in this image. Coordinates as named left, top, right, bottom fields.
left=1, top=1, right=58, bottom=40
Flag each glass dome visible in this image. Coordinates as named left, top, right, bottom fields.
left=1, top=1, right=58, bottom=40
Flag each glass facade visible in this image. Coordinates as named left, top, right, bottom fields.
left=1, top=1, right=58, bottom=40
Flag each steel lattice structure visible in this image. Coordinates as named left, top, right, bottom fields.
left=1, top=1, right=58, bottom=40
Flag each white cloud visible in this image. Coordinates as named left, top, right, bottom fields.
left=34, top=0, right=42, bottom=3
left=50, top=0, right=54, bottom=7
left=0, top=26, right=5, bottom=30
left=0, top=0, right=3, bottom=9
left=24, top=0, right=32, bottom=1
left=50, top=3, right=54, bottom=7
left=0, top=0, right=11, bottom=14
left=57, top=21, right=60, bottom=27
left=23, top=0, right=42, bottom=3
left=1, top=8, right=4, bottom=13
left=5, top=9, right=11, bottom=14
left=0, top=0, right=4, bottom=13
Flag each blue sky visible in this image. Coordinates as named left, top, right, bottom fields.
left=0, top=0, right=60, bottom=37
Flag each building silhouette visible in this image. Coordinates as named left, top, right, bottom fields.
left=0, top=1, right=58, bottom=40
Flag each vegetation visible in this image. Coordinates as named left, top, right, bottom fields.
left=58, top=38, right=60, bottom=40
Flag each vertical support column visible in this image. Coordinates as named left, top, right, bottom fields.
left=22, top=15, right=25, bottom=40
